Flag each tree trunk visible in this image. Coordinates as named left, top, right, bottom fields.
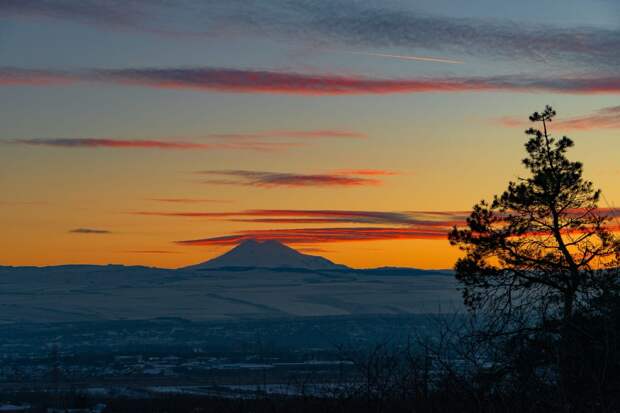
left=559, top=290, right=576, bottom=412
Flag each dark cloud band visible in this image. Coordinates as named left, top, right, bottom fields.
left=134, top=209, right=469, bottom=226
left=3, top=66, right=620, bottom=95
left=195, top=170, right=386, bottom=187
left=500, top=105, right=620, bottom=130
left=9, top=138, right=298, bottom=152
left=2, top=1, right=619, bottom=70
left=176, top=227, right=450, bottom=246
left=69, top=228, right=111, bottom=234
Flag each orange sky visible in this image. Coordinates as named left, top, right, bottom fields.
left=1, top=1, right=619, bottom=269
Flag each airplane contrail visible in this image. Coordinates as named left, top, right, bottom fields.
left=347, top=51, right=464, bottom=64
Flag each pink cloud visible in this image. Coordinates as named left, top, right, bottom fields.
left=132, top=209, right=469, bottom=226
left=195, top=170, right=384, bottom=188
left=499, top=106, right=620, bottom=131
left=208, top=129, right=366, bottom=140
left=10, top=138, right=299, bottom=152
left=176, top=227, right=450, bottom=246
left=147, top=198, right=231, bottom=204
left=4, top=67, right=620, bottom=95
left=332, top=169, right=399, bottom=176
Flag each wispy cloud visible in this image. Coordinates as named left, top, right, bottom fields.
left=8, top=128, right=362, bottom=152
left=0, top=0, right=140, bottom=27
left=2, top=1, right=619, bottom=70
left=9, top=138, right=299, bottom=152
left=123, top=250, right=181, bottom=254
left=3, top=67, right=620, bottom=95
left=296, top=247, right=334, bottom=254
left=172, top=208, right=620, bottom=246
left=0, top=200, right=47, bottom=206
left=14, top=138, right=215, bottom=149
left=331, top=169, right=399, bottom=176
left=134, top=211, right=240, bottom=218
left=499, top=105, right=620, bottom=130
left=147, top=198, right=231, bottom=204
left=132, top=209, right=469, bottom=226
left=344, top=51, right=464, bottom=65
left=208, top=129, right=366, bottom=140
left=0, top=68, right=76, bottom=86
left=195, top=170, right=386, bottom=187
left=92, top=69, right=620, bottom=95
left=176, top=227, right=449, bottom=246
left=69, top=228, right=111, bottom=234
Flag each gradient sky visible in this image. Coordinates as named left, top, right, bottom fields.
left=1, top=0, right=619, bottom=269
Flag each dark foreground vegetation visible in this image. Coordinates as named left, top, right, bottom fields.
left=3, top=391, right=583, bottom=413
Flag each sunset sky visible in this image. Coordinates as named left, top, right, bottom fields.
left=1, top=0, right=619, bottom=269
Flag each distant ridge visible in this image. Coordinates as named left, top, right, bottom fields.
left=184, top=239, right=349, bottom=271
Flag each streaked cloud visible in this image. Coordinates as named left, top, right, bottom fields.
left=9, top=138, right=299, bottom=151
left=208, top=129, right=366, bottom=140
left=296, top=247, right=333, bottom=254
left=0, top=0, right=140, bottom=27
left=331, top=169, right=399, bottom=176
left=344, top=51, right=464, bottom=65
left=69, top=228, right=111, bottom=234
left=0, top=200, right=47, bottom=206
left=3, top=67, right=620, bottom=95
left=195, top=170, right=386, bottom=187
left=134, top=211, right=240, bottom=218
left=8, top=128, right=362, bottom=152
left=147, top=198, right=231, bottom=204
left=14, top=138, right=215, bottom=150
left=89, top=69, right=620, bottom=95
left=176, top=227, right=449, bottom=246
left=132, top=209, right=469, bottom=226
left=123, top=250, right=181, bottom=254
left=227, top=210, right=466, bottom=226
left=173, top=208, right=619, bottom=246
left=499, top=105, right=620, bottom=130
left=2, top=1, right=619, bottom=70
left=0, top=68, right=76, bottom=86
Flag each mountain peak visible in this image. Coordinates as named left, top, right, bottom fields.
left=238, top=238, right=260, bottom=246
left=184, top=239, right=348, bottom=271
left=238, top=238, right=281, bottom=248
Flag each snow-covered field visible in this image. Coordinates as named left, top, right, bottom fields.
left=0, top=265, right=462, bottom=323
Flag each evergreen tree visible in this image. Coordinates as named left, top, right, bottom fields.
left=449, top=105, right=620, bottom=331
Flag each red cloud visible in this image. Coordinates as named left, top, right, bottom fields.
left=17, top=138, right=215, bottom=149
left=499, top=106, right=620, bottom=131
left=555, top=106, right=620, bottom=130
left=176, top=227, right=449, bottom=246
left=4, top=67, right=620, bottom=95
left=97, top=69, right=620, bottom=95
left=133, top=209, right=469, bottom=226
left=158, top=208, right=618, bottom=247
left=134, top=211, right=240, bottom=218
left=196, top=170, right=384, bottom=187
left=332, top=169, right=398, bottom=176
left=148, top=198, right=231, bottom=204
left=11, top=138, right=299, bottom=152
left=0, top=68, right=76, bottom=86
left=208, top=129, right=366, bottom=140
left=123, top=250, right=181, bottom=254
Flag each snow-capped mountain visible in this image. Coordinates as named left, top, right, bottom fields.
left=185, top=239, right=348, bottom=270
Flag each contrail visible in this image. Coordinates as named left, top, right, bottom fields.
left=347, top=51, right=464, bottom=64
